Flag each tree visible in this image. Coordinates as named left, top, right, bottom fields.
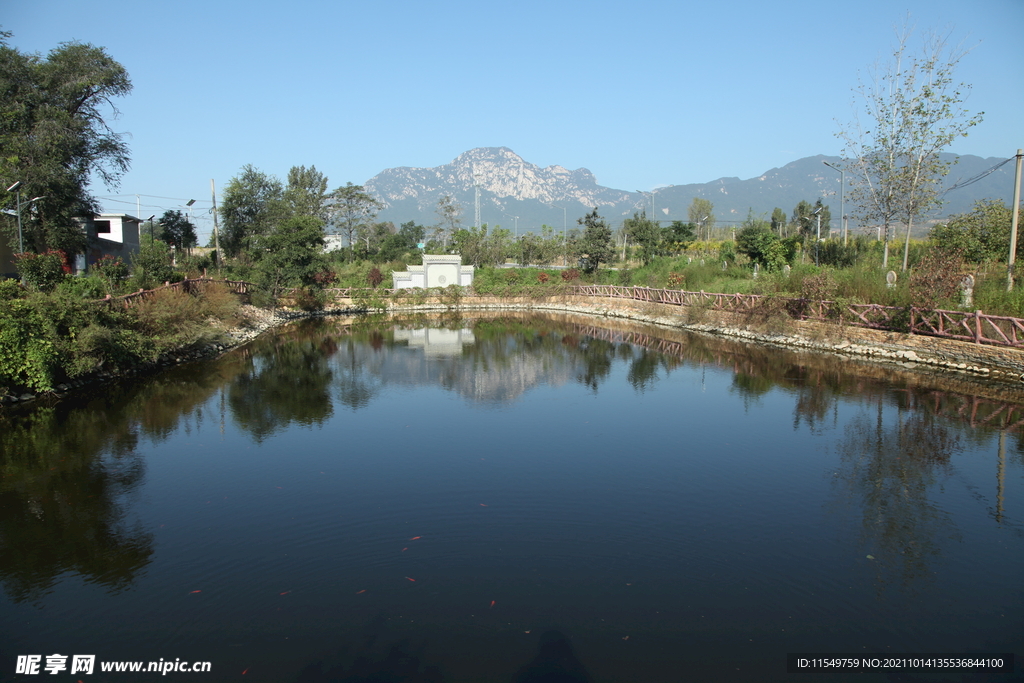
left=576, top=208, right=613, bottom=273
left=434, top=195, right=462, bottom=250
left=836, top=24, right=983, bottom=270
left=219, top=165, right=285, bottom=257
left=687, top=198, right=715, bottom=240
left=328, top=183, right=381, bottom=253
left=356, top=221, right=394, bottom=256
left=252, top=215, right=329, bottom=304
left=930, top=199, right=1023, bottom=263
left=285, top=165, right=329, bottom=222
left=813, top=199, right=832, bottom=236
left=792, top=200, right=817, bottom=239
left=157, top=210, right=198, bottom=251
left=736, top=210, right=787, bottom=270
left=0, top=35, right=132, bottom=256
left=623, top=211, right=661, bottom=265
left=770, top=208, right=788, bottom=236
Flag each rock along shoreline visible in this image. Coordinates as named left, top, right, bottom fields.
left=4, top=295, right=1023, bottom=407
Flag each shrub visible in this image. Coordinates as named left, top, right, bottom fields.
left=537, top=272, right=550, bottom=284
left=909, top=248, right=966, bottom=307
left=367, top=267, right=384, bottom=288
left=16, top=251, right=67, bottom=291
left=56, top=275, right=108, bottom=299
left=667, top=272, right=684, bottom=289
left=561, top=268, right=580, bottom=282
left=131, top=239, right=174, bottom=288
left=93, top=255, right=129, bottom=282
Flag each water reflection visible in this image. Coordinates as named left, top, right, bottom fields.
left=229, top=331, right=336, bottom=441
left=1, top=311, right=1021, bottom=613
left=833, top=403, right=962, bottom=593
left=0, top=406, right=152, bottom=603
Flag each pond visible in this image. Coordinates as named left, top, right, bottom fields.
left=1, top=313, right=1021, bottom=683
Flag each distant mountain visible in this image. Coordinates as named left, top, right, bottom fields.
left=365, top=147, right=1018, bottom=235
left=365, top=147, right=633, bottom=235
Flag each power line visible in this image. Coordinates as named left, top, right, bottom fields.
left=942, top=156, right=1015, bottom=196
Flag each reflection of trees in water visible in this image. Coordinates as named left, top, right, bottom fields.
left=229, top=332, right=335, bottom=442
left=0, top=407, right=153, bottom=603
left=833, top=401, right=962, bottom=593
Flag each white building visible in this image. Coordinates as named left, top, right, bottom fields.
left=80, top=213, right=142, bottom=269
left=392, top=254, right=474, bottom=289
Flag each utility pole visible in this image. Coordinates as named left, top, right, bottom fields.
left=1008, top=149, right=1022, bottom=292
left=823, top=161, right=846, bottom=245
left=210, top=179, right=222, bottom=276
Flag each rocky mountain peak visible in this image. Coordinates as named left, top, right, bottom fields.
left=365, top=147, right=630, bottom=211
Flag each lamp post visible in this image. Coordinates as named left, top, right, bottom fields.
left=6, top=182, right=46, bottom=254
left=635, top=190, right=655, bottom=221
left=823, top=161, right=846, bottom=245
left=812, top=206, right=823, bottom=266
left=148, top=215, right=156, bottom=245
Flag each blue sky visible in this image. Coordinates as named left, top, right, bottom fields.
left=6, top=0, right=1022, bottom=241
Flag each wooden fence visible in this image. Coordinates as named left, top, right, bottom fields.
left=567, top=284, right=1024, bottom=348
left=100, top=278, right=251, bottom=308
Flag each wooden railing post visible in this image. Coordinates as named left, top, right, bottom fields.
left=975, top=310, right=983, bottom=344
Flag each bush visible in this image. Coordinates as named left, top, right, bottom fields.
left=131, top=239, right=175, bottom=288
left=16, top=251, right=67, bottom=291
left=93, top=255, right=129, bottom=283
left=367, top=267, right=384, bottom=288
left=561, top=268, right=580, bottom=282
left=56, top=275, right=108, bottom=299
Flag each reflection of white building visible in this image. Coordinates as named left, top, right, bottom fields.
left=393, top=328, right=475, bottom=357
left=392, top=254, right=474, bottom=289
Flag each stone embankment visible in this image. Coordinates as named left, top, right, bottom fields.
left=385, top=294, right=1024, bottom=383
left=5, top=293, right=1023, bottom=407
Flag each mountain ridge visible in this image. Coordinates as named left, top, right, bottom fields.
left=365, top=147, right=1017, bottom=234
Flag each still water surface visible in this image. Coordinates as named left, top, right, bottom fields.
left=1, top=313, right=1022, bottom=682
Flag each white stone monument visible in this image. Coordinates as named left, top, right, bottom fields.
left=392, top=255, right=475, bottom=290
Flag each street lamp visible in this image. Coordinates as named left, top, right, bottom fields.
left=635, top=190, right=655, bottom=222
left=812, top=206, right=823, bottom=266
left=823, top=161, right=846, bottom=245
left=6, top=182, right=45, bottom=254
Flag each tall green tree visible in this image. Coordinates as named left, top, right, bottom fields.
left=770, top=207, right=788, bottom=236
left=736, top=210, right=786, bottom=270
left=219, top=165, right=285, bottom=257
left=285, top=165, right=329, bottom=221
left=328, top=183, right=381, bottom=252
left=836, top=24, right=983, bottom=270
left=252, top=215, right=329, bottom=303
left=157, top=210, right=198, bottom=251
left=577, top=208, right=613, bottom=273
left=792, top=200, right=817, bottom=238
left=623, top=211, right=661, bottom=265
left=687, top=198, right=715, bottom=240
left=0, top=34, right=132, bottom=256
